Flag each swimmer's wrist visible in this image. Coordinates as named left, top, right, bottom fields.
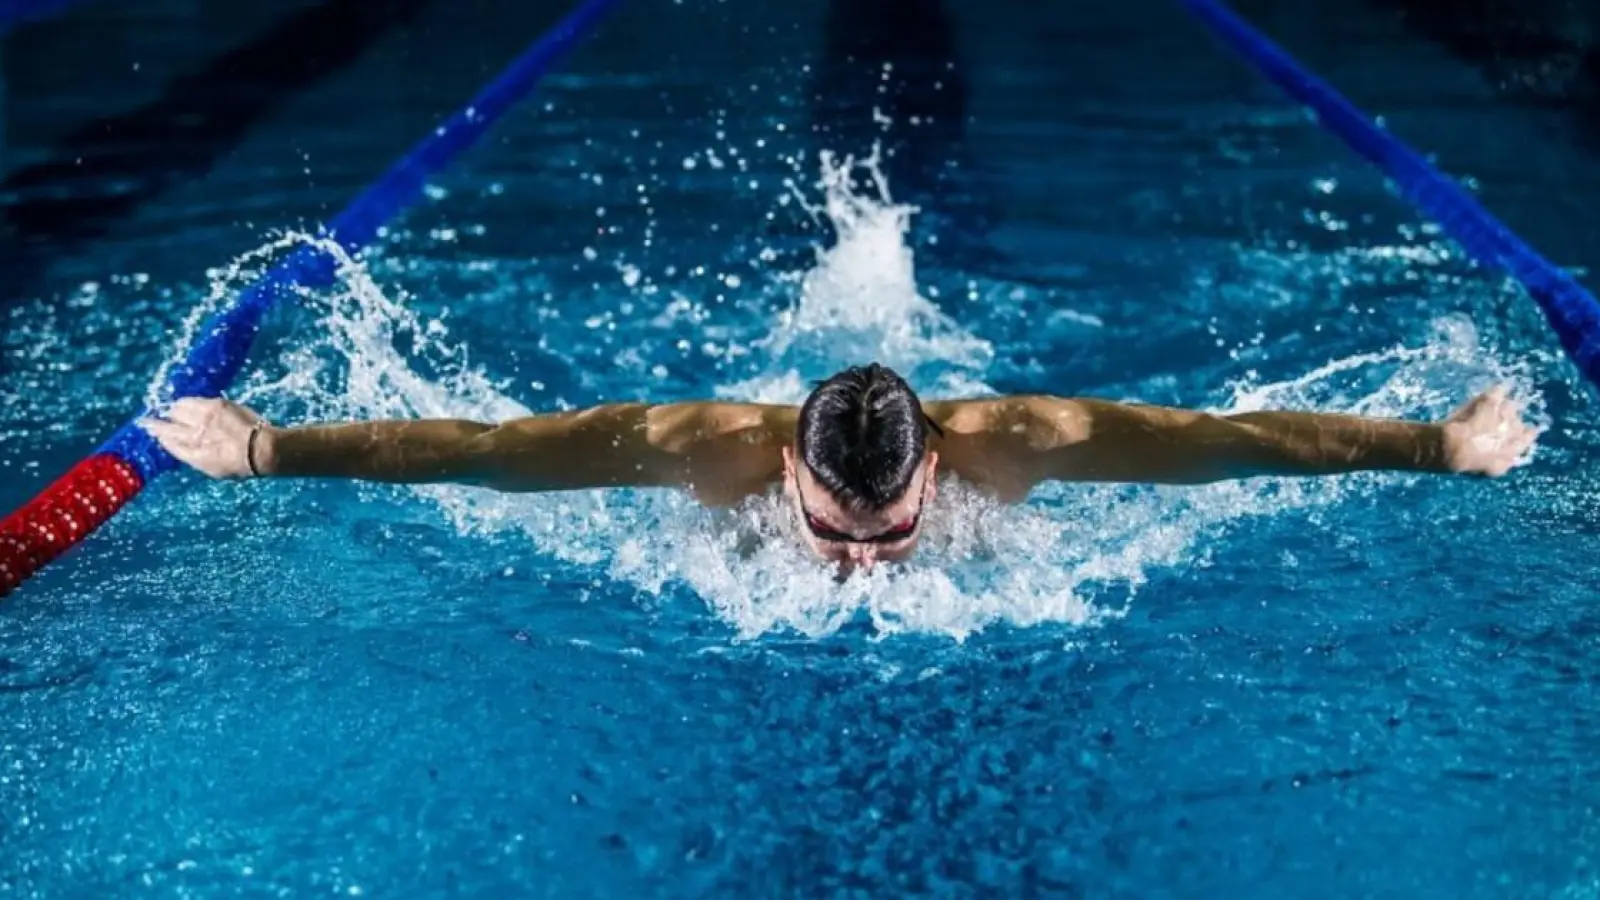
left=1438, top=420, right=1473, bottom=474
left=1419, top=422, right=1453, bottom=472
left=250, top=425, right=282, bottom=477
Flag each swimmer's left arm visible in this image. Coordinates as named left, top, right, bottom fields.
left=141, top=397, right=795, bottom=503
left=935, top=386, right=1536, bottom=492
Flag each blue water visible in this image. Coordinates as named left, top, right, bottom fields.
left=4, top=1, right=1600, bottom=897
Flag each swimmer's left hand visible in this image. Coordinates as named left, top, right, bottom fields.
left=139, top=397, right=271, bottom=480
left=1440, top=385, right=1540, bottom=477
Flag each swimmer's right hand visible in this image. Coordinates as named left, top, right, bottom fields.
left=139, top=397, right=274, bottom=479
left=1440, top=384, right=1540, bottom=477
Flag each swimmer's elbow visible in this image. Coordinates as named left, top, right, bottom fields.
left=455, top=402, right=777, bottom=494
left=1025, top=399, right=1255, bottom=484
left=454, top=415, right=575, bottom=490
left=461, top=404, right=691, bottom=492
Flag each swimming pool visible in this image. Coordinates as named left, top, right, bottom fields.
left=4, top=0, right=1599, bottom=896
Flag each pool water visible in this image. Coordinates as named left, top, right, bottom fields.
left=4, top=0, right=1600, bottom=896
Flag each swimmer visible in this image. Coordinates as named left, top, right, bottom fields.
left=140, top=363, right=1537, bottom=572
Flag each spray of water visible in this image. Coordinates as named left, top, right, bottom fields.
left=724, top=146, right=995, bottom=402
left=153, top=151, right=1531, bottom=642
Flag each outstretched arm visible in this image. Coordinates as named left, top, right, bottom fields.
left=929, top=385, right=1537, bottom=496
left=140, top=397, right=794, bottom=503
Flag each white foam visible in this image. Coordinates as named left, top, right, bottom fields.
left=727, top=147, right=994, bottom=401
left=176, top=151, right=1529, bottom=642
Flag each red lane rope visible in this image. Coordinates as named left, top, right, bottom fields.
left=0, top=455, right=143, bottom=596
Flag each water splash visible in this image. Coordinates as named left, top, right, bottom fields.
left=724, top=146, right=994, bottom=402
left=144, top=232, right=309, bottom=411
left=192, top=151, right=1526, bottom=642
left=1220, top=313, right=1548, bottom=431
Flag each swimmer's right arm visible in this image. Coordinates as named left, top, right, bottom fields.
left=932, top=386, right=1537, bottom=493
left=140, top=397, right=795, bottom=502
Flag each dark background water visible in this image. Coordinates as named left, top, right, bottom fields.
left=3, top=1, right=1599, bottom=897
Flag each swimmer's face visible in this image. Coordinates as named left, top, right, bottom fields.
left=782, top=446, right=939, bottom=573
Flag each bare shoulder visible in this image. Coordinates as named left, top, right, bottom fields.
left=923, top=395, right=1091, bottom=448
left=643, top=401, right=797, bottom=450
left=920, top=395, right=1103, bottom=501
left=640, top=401, right=797, bottom=506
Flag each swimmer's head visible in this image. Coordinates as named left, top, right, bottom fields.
left=782, top=363, right=941, bottom=573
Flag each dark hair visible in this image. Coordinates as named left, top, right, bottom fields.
left=796, top=363, right=942, bottom=511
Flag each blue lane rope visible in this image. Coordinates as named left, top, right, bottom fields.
left=1179, top=0, right=1600, bottom=392
left=96, top=0, right=624, bottom=479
